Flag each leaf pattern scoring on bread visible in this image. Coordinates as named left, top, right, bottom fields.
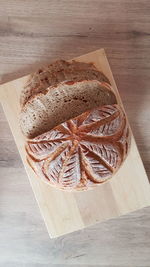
left=26, top=104, right=131, bottom=190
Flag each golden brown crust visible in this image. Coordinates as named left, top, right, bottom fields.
left=26, top=104, right=131, bottom=191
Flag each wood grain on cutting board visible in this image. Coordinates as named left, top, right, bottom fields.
left=0, top=49, right=150, bottom=238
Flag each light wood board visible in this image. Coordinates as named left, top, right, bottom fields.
left=0, top=48, right=150, bottom=238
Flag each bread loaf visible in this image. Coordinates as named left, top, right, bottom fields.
left=26, top=104, right=131, bottom=191
left=20, top=58, right=131, bottom=191
left=20, top=60, right=110, bottom=107
left=20, top=80, right=117, bottom=138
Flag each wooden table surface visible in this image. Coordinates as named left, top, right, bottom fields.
left=0, top=1, right=150, bottom=266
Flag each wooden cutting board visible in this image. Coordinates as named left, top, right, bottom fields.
left=0, top=49, right=150, bottom=238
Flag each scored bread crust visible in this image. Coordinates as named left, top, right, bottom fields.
left=20, top=80, right=117, bottom=139
left=19, top=59, right=131, bottom=191
left=25, top=104, right=131, bottom=191
left=20, top=60, right=110, bottom=107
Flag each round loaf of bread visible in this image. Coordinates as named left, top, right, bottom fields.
left=20, top=60, right=110, bottom=107
left=20, top=80, right=117, bottom=138
left=26, top=104, right=131, bottom=191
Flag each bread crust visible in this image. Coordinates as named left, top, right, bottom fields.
left=25, top=104, right=131, bottom=191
